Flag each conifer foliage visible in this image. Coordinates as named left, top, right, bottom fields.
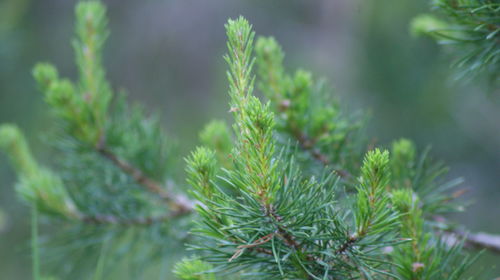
left=0, top=1, right=497, bottom=279
left=412, top=0, right=500, bottom=83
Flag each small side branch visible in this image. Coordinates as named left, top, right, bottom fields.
left=268, top=205, right=316, bottom=262
left=97, top=146, right=171, bottom=200
left=291, top=128, right=351, bottom=179
left=292, top=129, right=329, bottom=166
left=335, top=235, right=357, bottom=255
left=96, top=139, right=193, bottom=216
left=82, top=213, right=170, bottom=226
left=229, top=233, right=275, bottom=261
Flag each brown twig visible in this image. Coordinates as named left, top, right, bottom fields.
left=290, top=128, right=351, bottom=179
left=292, top=118, right=500, bottom=256
left=95, top=136, right=194, bottom=217
left=229, top=233, right=275, bottom=261
left=335, top=235, right=357, bottom=255
left=97, top=146, right=170, bottom=200
left=268, top=205, right=316, bottom=262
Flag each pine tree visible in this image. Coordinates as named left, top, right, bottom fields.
left=0, top=1, right=499, bottom=279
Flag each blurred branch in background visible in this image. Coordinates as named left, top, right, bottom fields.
left=411, top=0, right=500, bottom=85
left=436, top=216, right=500, bottom=254
left=456, top=231, right=500, bottom=253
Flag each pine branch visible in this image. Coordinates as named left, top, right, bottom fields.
left=0, top=124, right=189, bottom=228
left=188, top=18, right=347, bottom=279
left=296, top=135, right=500, bottom=254
left=7, top=1, right=195, bottom=234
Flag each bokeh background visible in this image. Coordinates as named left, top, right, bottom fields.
left=1, top=0, right=499, bottom=279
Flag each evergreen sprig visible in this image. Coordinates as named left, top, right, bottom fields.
left=354, top=149, right=398, bottom=239
left=0, top=125, right=78, bottom=219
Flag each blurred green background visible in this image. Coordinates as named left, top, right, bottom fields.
left=1, top=0, right=499, bottom=279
